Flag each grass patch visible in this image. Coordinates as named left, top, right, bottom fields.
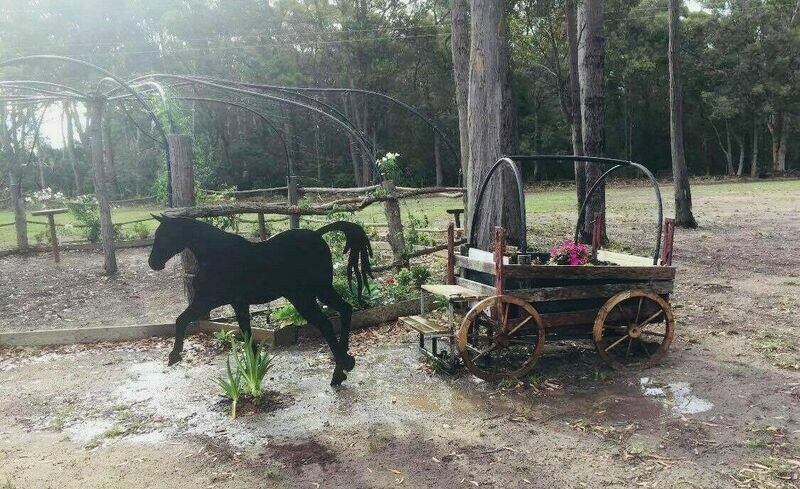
left=753, top=331, right=799, bottom=371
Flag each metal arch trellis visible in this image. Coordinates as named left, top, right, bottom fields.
left=226, top=81, right=460, bottom=166
left=468, top=155, right=664, bottom=265
left=125, top=74, right=381, bottom=179
left=175, top=96, right=292, bottom=178
left=0, top=55, right=175, bottom=205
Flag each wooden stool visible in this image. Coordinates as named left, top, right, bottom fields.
left=31, top=208, right=68, bottom=263
left=446, top=208, right=465, bottom=228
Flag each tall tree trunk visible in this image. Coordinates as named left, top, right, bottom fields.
left=9, top=169, right=27, bottom=251
left=434, top=132, right=443, bottom=186
left=734, top=133, right=745, bottom=176
left=451, top=0, right=471, bottom=186
left=668, top=0, right=697, bottom=227
left=566, top=0, right=585, bottom=209
left=341, top=94, right=362, bottom=186
left=87, top=98, right=117, bottom=274
left=751, top=117, right=759, bottom=178
left=62, top=106, right=83, bottom=195
left=725, top=123, right=734, bottom=174
left=767, top=111, right=788, bottom=172
left=102, top=116, right=117, bottom=198
left=578, top=0, right=607, bottom=242
left=467, top=0, right=521, bottom=249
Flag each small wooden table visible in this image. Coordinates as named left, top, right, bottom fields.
left=31, top=208, right=68, bottom=263
left=446, top=208, right=465, bottom=228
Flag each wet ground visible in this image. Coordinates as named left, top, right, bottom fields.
left=0, top=179, right=798, bottom=487
left=0, top=323, right=797, bottom=488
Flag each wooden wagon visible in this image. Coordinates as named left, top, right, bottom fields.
left=402, top=156, right=677, bottom=381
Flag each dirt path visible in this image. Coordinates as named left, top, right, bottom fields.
left=0, top=180, right=798, bottom=487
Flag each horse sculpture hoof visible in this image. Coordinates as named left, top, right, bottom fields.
left=343, top=354, right=356, bottom=372
left=167, top=351, right=182, bottom=366
left=331, top=369, right=348, bottom=386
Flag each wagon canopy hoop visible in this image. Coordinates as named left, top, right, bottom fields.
left=468, top=157, right=528, bottom=253
left=468, top=155, right=664, bottom=264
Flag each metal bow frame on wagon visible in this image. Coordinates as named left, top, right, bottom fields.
left=468, top=155, right=664, bottom=265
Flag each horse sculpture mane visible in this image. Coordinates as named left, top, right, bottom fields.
left=148, top=215, right=373, bottom=386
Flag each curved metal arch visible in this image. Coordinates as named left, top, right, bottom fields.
left=0, top=55, right=174, bottom=205
left=230, top=81, right=459, bottom=165
left=508, top=155, right=664, bottom=264
left=135, top=74, right=378, bottom=174
left=194, top=78, right=359, bottom=142
left=0, top=80, right=89, bottom=98
left=175, top=96, right=291, bottom=178
left=468, top=157, right=528, bottom=253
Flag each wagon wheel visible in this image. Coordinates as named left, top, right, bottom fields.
left=457, top=295, right=546, bottom=382
left=594, top=290, right=675, bottom=370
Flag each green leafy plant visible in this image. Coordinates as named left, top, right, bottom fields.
left=404, top=212, right=433, bottom=249
left=131, top=221, right=150, bottom=240
left=197, top=186, right=241, bottom=232
left=270, top=304, right=308, bottom=327
left=409, top=265, right=431, bottom=287
left=212, top=328, right=238, bottom=349
left=233, top=335, right=275, bottom=405
left=67, top=195, right=101, bottom=242
left=214, top=355, right=242, bottom=418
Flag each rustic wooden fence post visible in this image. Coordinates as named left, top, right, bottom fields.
left=257, top=212, right=268, bottom=240
left=287, top=175, right=299, bottom=229
left=167, top=134, right=199, bottom=304
left=87, top=97, right=117, bottom=274
left=381, top=179, right=407, bottom=270
left=8, top=170, right=27, bottom=251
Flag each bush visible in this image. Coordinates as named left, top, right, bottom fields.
left=67, top=195, right=101, bottom=242
left=270, top=304, right=307, bottom=327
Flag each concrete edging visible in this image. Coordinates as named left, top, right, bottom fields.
left=0, top=298, right=420, bottom=348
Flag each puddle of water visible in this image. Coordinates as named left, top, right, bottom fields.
left=668, top=382, right=714, bottom=415
left=65, top=419, right=115, bottom=444
left=640, top=378, right=713, bottom=415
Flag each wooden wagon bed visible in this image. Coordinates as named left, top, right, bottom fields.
left=402, top=155, right=678, bottom=381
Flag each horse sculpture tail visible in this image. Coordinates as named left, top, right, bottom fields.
left=316, top=221, right=374, bottom=302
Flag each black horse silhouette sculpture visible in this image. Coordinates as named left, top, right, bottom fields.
left=148, top=215, right=373, bottom=386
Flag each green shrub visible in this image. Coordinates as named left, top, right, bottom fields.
left=131, top=221, right=150, bottom=240
left=270, top=304, right=307, bottom=327
left=212, top=329, right=238, bottom=349
left=67, top=196, right=101, bottom=242
left=233, top=335, right=274, bottom=405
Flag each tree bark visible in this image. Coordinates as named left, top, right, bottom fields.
left=9, top=170, right=27, bottom=251
left=751, top=117, right=759, bottom=178
left=566, top=0, right=586, bottom=209
left=62, top=106, right=83, bottom=195
left=167, top=134, right=199, bottom=304
left=87, top=98, right=117, bottom=275
left=434, top=132, right=443, bottom=186
left=102, top=116, right=117, bottom=198
left=734, top=133, right=745, bottom=176
left=668, top=0, right=697, bottom=227
left=467, top=0, right=522, bottom=249
left=451, top=0, right=471, bottom=185
left=381, top=180, right=407, bottom=269
left=578, top=0, right=608, bottom=242
left=768, top=112, right=788, bottom=172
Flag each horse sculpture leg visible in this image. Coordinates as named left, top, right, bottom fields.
left=232, top=301, right=252, bottom=341
left=289, top=296, right=349, bottom=386
left=169, top=303, right=206, bottom=366
left=318, top=286, right=355, bottom=371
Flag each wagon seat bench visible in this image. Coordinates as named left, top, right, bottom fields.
left=401, top=155, right=678, bottom=381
